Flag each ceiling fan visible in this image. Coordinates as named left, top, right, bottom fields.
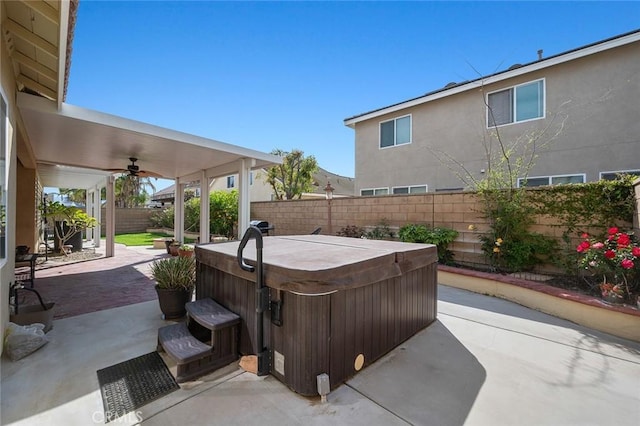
left=106, top=157, right=162, bottom=178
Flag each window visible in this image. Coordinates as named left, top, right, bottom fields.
left=517, top=174, right=585, bottom=187
left=360, top=188, right=389, bottom=196
left=600, top=170, right=640, bottom=181
left=551, top=175, right=584, bottom=185
left=392, top=185, right=427, bottom=194
left=226, top=176, right=235, bottom=188
left=0, top=93, right=7, bottom=260
left=380, top=115, right=411, bottom=148
left=488, top=79, right=544, bottom=127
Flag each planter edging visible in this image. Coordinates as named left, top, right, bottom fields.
left=438, top=265, right=640, bottom=343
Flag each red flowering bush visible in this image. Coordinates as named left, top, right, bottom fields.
left=576, top=227, right=640, bottom=299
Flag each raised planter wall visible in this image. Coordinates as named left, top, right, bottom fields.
left=438, top=265, right=640, bottom=343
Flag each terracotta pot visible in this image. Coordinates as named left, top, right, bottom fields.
left=178, top=249, right=193, bottom=258
left=155, top=286, right=192, bottom=319
left=168, top=245, right=180, bottom=256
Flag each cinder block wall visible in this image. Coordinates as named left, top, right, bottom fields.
left=634, top=178, right=640, bottom=235
left=251, top=191, right=634, bottom=270
left=100, top=208, right=156, bottom=235
left=251, top=192, right=489, bottom=265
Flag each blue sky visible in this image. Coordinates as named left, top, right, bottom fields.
left=66, top=1, right=640, bottom=192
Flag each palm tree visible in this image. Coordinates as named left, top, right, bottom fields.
left=114, top=175, right=156, bottom=208
left=59, top=188, right=87, bottom=205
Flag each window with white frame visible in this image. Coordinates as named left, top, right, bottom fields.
left=380, top=115, right=411, bottom=148
left=226, top=175, right=235, bottom=188
left=517, top=174, right=585, bottom=187
left=360, top=188, right=389, bottom=196
left=0, top=93, right=7, bottom=260
left=600, top=170, right=640, bottom=181
left=392, top=185, right=427, bottom=194
left=487, top=79, right=544, bottom=127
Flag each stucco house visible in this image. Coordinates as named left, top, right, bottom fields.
left=344, top=29, right=640, bottom=195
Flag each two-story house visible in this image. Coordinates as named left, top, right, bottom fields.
left=344, top=29, right=640, bottom=195
left=152, top=166, right=354, bottom=205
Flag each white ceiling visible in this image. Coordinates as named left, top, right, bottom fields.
left=18, top=92, right=281, bottom=189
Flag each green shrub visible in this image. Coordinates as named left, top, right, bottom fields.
left=149, top=190, right=238, bottom=239
left=479, top=189, right=557, bottom=272
left=150, top=208, right=174, bottom=228
left=337, top=225, right=366, bottom=238
left=209, top=190, right=238, bottom=238
left=399, top=224, right=459, bottom=264
left=366, top=219, right=394, bottom=240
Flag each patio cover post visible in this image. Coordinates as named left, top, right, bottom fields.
left=237, top=158, right=254, bottom=239
left=85, top=189, right=94, bottom=242
left=93, top=184, right=103, bottom=248
left=174, top=178, right=185, bottom=243
left=199, top=171, right=210, bottom=244
left=105, top=175, right=115, bottom=257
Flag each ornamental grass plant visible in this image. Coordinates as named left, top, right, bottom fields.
left=149, top=255, right=196, bottom=291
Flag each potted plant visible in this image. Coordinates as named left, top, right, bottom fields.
left=168, top=240, right=181, bottom=256
left=150, top=256, right=195, bottom=319
left=164, top=238, right=175, bottom=254
left=178, top=244, right=194, bottom=258
left=42, top=201, right=98, bottom=254
left=576, top=227, right=640, bottom=304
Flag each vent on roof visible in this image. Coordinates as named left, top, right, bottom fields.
left=444, top=82, right=457, bottom=88
left=508, top=63, right=522, bottom=70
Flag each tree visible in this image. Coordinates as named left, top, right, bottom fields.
left=114, top=175, right=156, bottom=208
left=43, top=201, right=98, bottom=254
left=59, top=188, right=86, bottom=205
left=265, top=149, right=318, bottom=200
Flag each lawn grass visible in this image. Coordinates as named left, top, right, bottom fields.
left=114, top=232, right=197, bottom=246
left=114, top=232, right=172, bottom=246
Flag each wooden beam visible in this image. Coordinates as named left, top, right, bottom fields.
left=16, top=74, right=57, bottom=101
left=3, top=18, right=58, bottom=58
left=20, top=0, right=59, bottom=25
left=11, top=50, right=57, bottom=82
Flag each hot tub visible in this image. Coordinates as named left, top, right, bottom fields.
left=196, top=234, right=438, bottom=396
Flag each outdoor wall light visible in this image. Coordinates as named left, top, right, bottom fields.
left=324, top=181, right=334, bottom=200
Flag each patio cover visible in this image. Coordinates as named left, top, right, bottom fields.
left=17, top=91, right=281, bottom=255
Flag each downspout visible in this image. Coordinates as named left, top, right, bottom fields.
left=237, top=225, right=269, bottom=376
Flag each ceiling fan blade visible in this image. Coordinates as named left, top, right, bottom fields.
left=137, top=170, right=163, bottom=178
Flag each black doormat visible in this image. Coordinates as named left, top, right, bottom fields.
left=97, top=351, right=179, bottom=423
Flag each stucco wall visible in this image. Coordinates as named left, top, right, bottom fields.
left=1, top=2, right=19, bottom=354
left=15, top=161, right=38, bottom=251
left=353, top=41, right=640, bottom=194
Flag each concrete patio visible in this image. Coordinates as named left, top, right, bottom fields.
left=2, top=246, right=640, bottom=425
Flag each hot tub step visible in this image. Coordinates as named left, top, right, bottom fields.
left=158, top=322, right=215, bottom=382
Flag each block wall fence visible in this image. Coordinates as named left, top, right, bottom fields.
left=252, top=184, right=639, bottom=269
left=100, top=207, right=157, bottom=235
left=251, top=192, right=492, bottom=266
